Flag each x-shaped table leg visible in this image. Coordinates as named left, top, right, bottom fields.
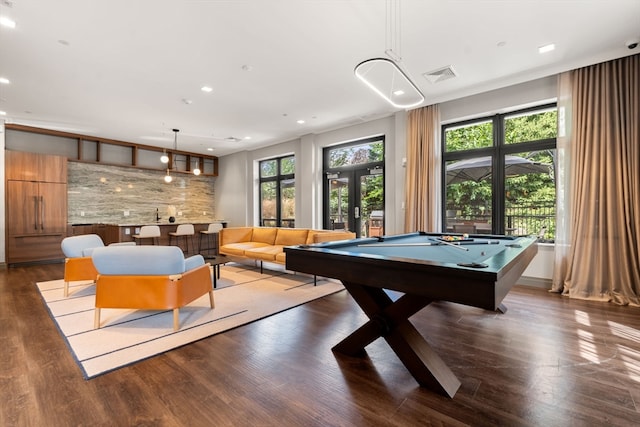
left=333, top=281, right=461, bottom=397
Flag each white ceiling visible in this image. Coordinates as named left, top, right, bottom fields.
left=1, top=0, right=639, bottom=157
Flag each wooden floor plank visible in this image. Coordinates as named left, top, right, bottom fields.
left=2, top=262, right=640, bottom=426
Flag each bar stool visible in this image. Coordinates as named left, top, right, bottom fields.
left=133, top=225, right=161, bottom=245
left=169, top=224, right=195, bottom=254
left=199, top=223, right=223, bottom=256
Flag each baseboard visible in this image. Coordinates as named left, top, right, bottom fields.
left=517, top=276, right=552, bottom=289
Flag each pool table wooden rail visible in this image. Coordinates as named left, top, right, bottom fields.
left=285, top=234, right=538, bottom=312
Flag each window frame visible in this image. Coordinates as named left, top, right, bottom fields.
left=259, top=154, right=295, bottom=227
left=441, top=103, right=557, bottom=236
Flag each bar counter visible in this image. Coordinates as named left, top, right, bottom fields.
left=69, top=222, right=226, bottom=246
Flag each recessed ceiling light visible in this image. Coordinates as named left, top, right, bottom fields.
left=0, top=16, right=16, bottom=28
left=538, top=43, right=555, bottom=54
left=207, top=148, right=214, bottom=151
left=393, top=90, right=405, bottom=96
left=201, top=86, right=213, bottom=93
left=0, top=77, right=9, bottom=84
left=297, top=120, right=305, bottom=124
left=244, top=136, right=252, bottom=140
left=0, top=111, right=6, bottom=116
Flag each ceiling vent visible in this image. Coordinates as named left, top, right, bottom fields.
left=423, top=65, right=457, bottom=84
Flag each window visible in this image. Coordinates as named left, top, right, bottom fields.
left=442, top=104, right=556, bottom=241
left=259, top=155, right=295, bottom=227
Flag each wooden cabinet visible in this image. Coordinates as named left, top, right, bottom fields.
left=70, top=224, right=96, bottom=236
left=5, top=150, right=67, bottom=182
left=5, top=151, right=68, bottom=265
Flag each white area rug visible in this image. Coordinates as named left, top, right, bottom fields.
left=37, top=264, right=344, bottom=379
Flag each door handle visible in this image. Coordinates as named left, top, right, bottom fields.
left=354, top=206, right=360, bottom=219
left=40, top=195, right=45, bottom=230
left=34, top=196, right=39, bottom=230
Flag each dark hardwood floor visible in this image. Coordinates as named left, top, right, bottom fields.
left=2, top=262, right=640, bottom=426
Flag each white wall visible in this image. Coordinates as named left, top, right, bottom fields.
left=440, top=76, right=557, bottom=123
left=214, top=150, right=251, bottom=228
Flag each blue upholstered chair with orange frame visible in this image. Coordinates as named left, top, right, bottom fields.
left=61, top=234, right=135, bottom=297
left=91, top=245, right=214, bottom=331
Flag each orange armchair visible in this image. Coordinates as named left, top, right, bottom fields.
left=61, top=234, right=105, bottom=297
left=61, top=234, right=136, bottom=297
left=91, top=246, right=214, bottom=331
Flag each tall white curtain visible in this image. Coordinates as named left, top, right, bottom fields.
left=551, top=72, right=573, bottom=292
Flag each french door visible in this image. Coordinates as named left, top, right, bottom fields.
left=323, top=136, right=385, bottom=237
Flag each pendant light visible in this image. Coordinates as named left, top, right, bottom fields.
left=163, top=129, right=179, bottom=183
left=354, top=0, right=423, bottom=108
left=193, top=158, right=201, bottom=176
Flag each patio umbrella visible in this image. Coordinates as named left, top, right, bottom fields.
left=446, top=155, right=551, bottom=184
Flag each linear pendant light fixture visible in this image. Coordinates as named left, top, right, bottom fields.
left=354, top=58, right=424, bottom=108
left=355, top=0, right=424, bottom=109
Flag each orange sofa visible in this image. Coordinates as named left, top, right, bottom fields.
left=219, top=227, right=355, bottom=272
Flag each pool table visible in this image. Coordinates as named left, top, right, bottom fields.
left=284, top=231, right=538, bottom=397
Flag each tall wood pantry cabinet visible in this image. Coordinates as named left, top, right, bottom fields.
left=5, top=150, right=68, bottom=266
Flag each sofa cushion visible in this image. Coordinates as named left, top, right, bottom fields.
left=309, top=230, right=356, bottom=243
left=184, top=254, right=206, bottom=271
left=92, top=246, right=188, bottom=276
left=220, top=227, right=253, bottom=246
left=251, top=227, right=278, bottom=244
left=61, top=234, right=105, bottom=258
left=221, top=242, right=271, bottom=256
left=275, top=252, right=287, bottom=264
left=245, top=245, right=284, bottom=262
left=275, top=228, right=309, bottom=246
left=84, top=241, right=136, bottom=256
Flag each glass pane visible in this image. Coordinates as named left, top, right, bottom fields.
left=260, top=159, right=277, bottom=178
left=445, top=157, right=493, bottom=234
left=505, top=108, right=557, bottom=144
left=280, top=156, right=295, bottom=175
left=360, top=174, right=384, bottom=237
left=444, top=120, right=492, bottom=152
left=329, top=140, right=384, bottom=168
left=260, top=181, right=277, bottom=226
left=280, top=179, right=295, bottom=228
left=329, top=177, right=349, bottom=230
left=504, top=150, right=555, bottom=240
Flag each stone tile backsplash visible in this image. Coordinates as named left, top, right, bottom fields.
left=67, top=162, right=217, bottom=225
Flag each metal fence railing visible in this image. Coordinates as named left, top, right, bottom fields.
left=446, top=203, right=555, bottom=241
left=506, top=203, right=555, bottom=240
